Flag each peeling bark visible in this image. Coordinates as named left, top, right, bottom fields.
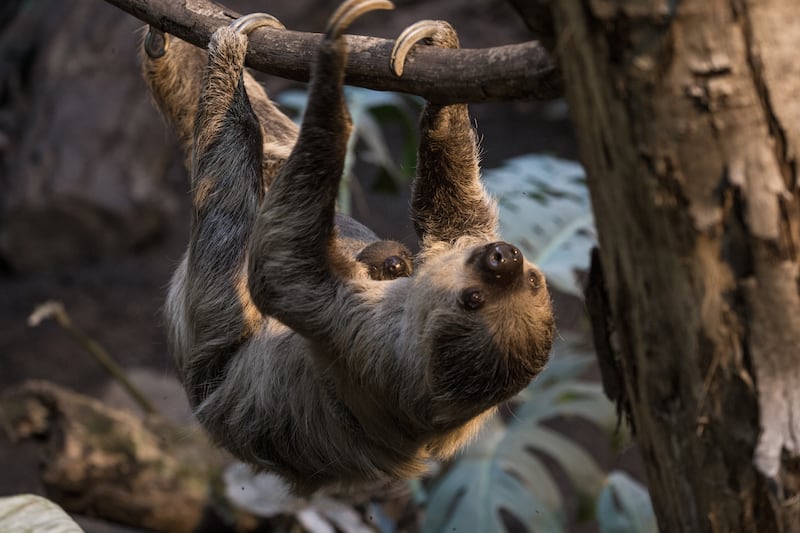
left=551, top=0, right=800, bottom=530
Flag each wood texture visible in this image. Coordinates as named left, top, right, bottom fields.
left=553, top=0, right=800, bottom=530
left=1, top=381, right=249, bottom=532
left=102, top=0, right=562, bottom=103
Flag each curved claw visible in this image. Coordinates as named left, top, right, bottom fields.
left=390, top=20, right=458, bottom=77
left=230, top=12, right=285, bottom=35
left=144, top=26, right=169, bottom=59
left=326, top=0, right=394, bottom=40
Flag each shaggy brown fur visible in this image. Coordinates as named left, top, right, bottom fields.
left=142, top=0, right=554, bottom=494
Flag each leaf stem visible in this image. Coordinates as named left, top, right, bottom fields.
left=28, top=301, right=160, bottom=417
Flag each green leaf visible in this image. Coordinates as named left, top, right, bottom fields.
left=516, top=335, right=598, bottom=402
left=278, top=87, right=416, bottom=202
left=525, top=426, right=607, bottom=499
left=517, top=381, right=616, bottom=431
left=344, top=87, right=409, bottom=110
left=423, top=418, right=564, bottom=533
left=276, top=89, right=308, bottom=119
left=354, top=111, right=405, bottom=187
left=596, top=472, right=658, bottom=533
left=482, top=155, right=595, bottom=297
left=371, top=169, right=400, bottom=194
left=525, top=353, right=594, bottom=390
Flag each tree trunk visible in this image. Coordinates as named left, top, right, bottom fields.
left=549, top=0, right=800, bottom=530
left=0, top=0, right=182, bottom=272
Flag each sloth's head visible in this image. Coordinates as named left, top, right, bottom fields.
left=405, top=240, right=554, bottom=425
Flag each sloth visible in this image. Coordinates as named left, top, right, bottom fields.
left=142, top=0, right=554, bottom=494
left=356, top=239, right=413, bottom=280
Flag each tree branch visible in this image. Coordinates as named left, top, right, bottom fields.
left=103, top=0, right=563, bottom=103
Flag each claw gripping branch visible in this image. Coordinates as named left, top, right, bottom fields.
left=105, top=0, right=562, bottom=102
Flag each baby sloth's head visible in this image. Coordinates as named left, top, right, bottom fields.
left=357, top=239, right=414, bottom=281
left=406, top=239, right=554, bottom=426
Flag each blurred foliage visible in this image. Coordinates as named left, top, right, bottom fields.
left=483, top=155, right=596, bottom=298
left=278, top=88, right=421, bottom=215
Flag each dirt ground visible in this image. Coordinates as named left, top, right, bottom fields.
left=0, top=0, right=603, bottom=530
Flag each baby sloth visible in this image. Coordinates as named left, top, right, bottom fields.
left=357, top=239, right=413, bottom=280
left=143, top=0, right=554, bottom=494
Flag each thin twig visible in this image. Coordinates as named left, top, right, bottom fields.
left=102, top=0, right=563, bottom=103
left=28, top=301, right=160, bottom=417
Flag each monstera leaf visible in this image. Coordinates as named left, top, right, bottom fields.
left=482, top=155, right=595, bottom=297
left=278, top=88, right=418, bottom=214
left=596, top=471, right=658, bottom=533
left=422, top=416, right=564, bottom=533
left=422, top=340, right=621, bottom=533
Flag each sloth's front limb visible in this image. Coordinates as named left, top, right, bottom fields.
left=247, top=0, right=394, bottom=340
left=391, top=22, right=499, bottom=247
left=179, top=26, right=265, bottom=405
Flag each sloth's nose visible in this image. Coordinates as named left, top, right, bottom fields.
left=482, top=241, right=523, bottom=284
left=385, top=256, right=406, bottom=276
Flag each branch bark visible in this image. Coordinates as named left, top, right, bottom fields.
left=102, top=0, right=562, bottom=103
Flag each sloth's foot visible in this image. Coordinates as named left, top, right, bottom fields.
left=202, top=13, right=284, bottom=77
left=390, top=20, right=459, bottom=77
left=325, top=0, right=394, bottom=40
left=144, top=12, right=284, bottom=60
left=229, top=12, right=285, bottom=35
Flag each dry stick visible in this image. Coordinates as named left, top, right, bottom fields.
left=102, top=0, right=563, bottom=103
left=28, top=301, right=160, bottom=417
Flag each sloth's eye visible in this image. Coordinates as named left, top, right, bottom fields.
left=527, top=269, right=542, bottom=289
left=460, top=288, right=485, bottom=310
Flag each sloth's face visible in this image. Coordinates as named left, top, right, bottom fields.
left=406, top=240, right=554, bottom=424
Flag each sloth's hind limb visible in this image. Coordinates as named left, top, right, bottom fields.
left=141, top=25, right=297, bottom=189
